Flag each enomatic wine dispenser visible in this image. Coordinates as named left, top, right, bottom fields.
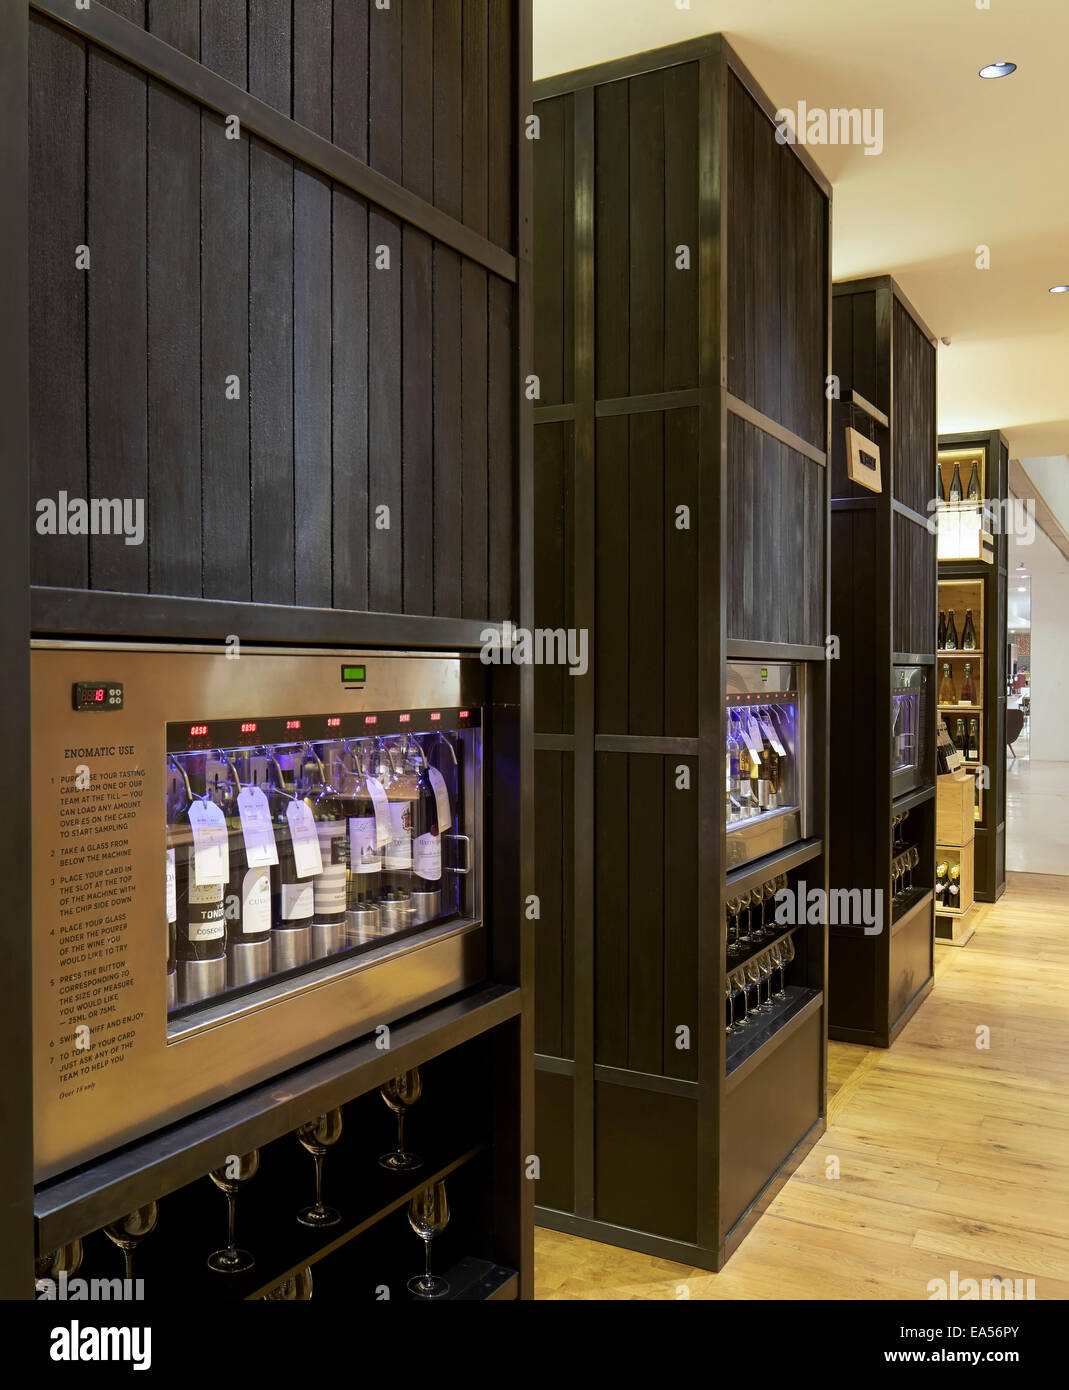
left=31, top=643, right=487, bottom=1181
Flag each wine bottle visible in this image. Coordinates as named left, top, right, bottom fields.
left=937, top=464, right=947, bottom=505
left=938, top=663, right=957, bottom=705
left=968, top=717, right=980, bottom=762
left=165, top=766, right=181, bottom=1010
left=954, top=718, right=967, bottom=753
left=266, top=752, right=314, bottom=947
left=215, top=757, right=272, bottom=951
left=966, top=461, right=982, bottom=502
left=171, top=757, right=227, bottom=997
left=949, top=463, right=963, bottom=503
left=937, top=610, right=947, bottom=649
left=411, top=740, right=443, bottom=923
left=948, top=863, right=961, bottom=899
left=961, top=662, right=976, bottom=705
left=300, top=747, right=348, bottom=954
left=935, top=861, right=948, bottom=900
left=945, top=611, right=959, bottom=650
left=962, top=609, right=977, bottom=650
left=378, top=740, right=415, bottom=929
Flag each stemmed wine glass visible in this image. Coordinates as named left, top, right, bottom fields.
left=407, top=1181, right=450, bottom=1299
left=379, top=1070, right=423, bottom=1172
left=207, top=1149, right=259, bottom=1274
left=779, top=934, right=796, bottom=994
left=296, top=1110, right=343, bottom=1227
left=729, top=968, right=747, bottom=1029
left=103, top=1202, right=158, bottom=1282
left=768, top=941, right=785, bottom=1000
left=35, top=1239, right=83, bottom=1295
left=750, top=885, right=766, bottom=943
left=908, top=845, right=919, bottom=896
left=726, top=897, right=743, bottom=957
left=764, top=877, right=779, bottom=935
left=744, top=958, right=763, bottom=1015
left=758, top=952, right=776, bottom=1009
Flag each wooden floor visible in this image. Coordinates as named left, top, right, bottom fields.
left=535, top=872, right=1069, bottom=1300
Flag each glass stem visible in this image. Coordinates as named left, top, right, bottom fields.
left=226, top=1192, right=237, bottom=1252
left=314, top=1152, right=325, bottom=1211
left=397, top=1112, right=405, bottom=1156
left=123, top=1249, right=134, bottom=1283
left=425, top=1238, right=433, bottom=1282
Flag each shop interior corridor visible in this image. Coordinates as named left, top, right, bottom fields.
left=534, top=872, right=1069, bottom=1300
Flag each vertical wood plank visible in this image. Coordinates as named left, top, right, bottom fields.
left=201, top=103, right=250, bottom=600
left=627, top=71, right=664, bottom=397
left=534, top=750, right=564, bottom=1057
left=368, top=209, right=403, bottom=612
left=534, top=422, right=567, bottom=733
left=199, top=0, right=246, bottom=85
left=292, top=0, right=332, bottom=137
left=147, top=79, right=201, bottom=596
left=461, top=0, right=489, bottom=236
left=331, top=188, right=369, bottom=611
left=333, top=0, right=369, bottom=161
left=369, top=0, right=402, bottom=182
left=461, top=261, right=489, bottom=617
left=664, top=407, right=699, bottom=734
left=433, top=0, right=463, bottom=220
left=105, top=0, right=146, bottom=22
left=249, top=136, right=294, bottom=604
left=627, top=753, right=664, bottom=1075
left=147, top=0, right=198, bottom=55
left=595, top=415, right=629, bottom=733
left=487, top=0, right=514, bottom=252
left=628, top=411, right=664, bottom=733
left=248, top=0, right=290, bottom=111
left=594, top=752, right=628, bottom=1068
left=432, top=244, right=463, bottom=616
left=663, top=754, right=697, bottom=1081
left=293, top=166, right=333, bottom=608
left=87, top=49, right=148, bottom=593
left=662, top=62, right=698, bottom=393
left=29, top=18, right=87, bottom=588
left=594, top=81, right=629, bottom=400
left=533, top=95, right=567, bottom=407
left=488, top=274, right=515, bottom=621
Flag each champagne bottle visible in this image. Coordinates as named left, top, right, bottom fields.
left=968, top=717, right=980, bottom=762
left=935, top=861, right=948, bottom=900
left=938, top=610, right=947, bottom=649
left=938, top=663, right=957, bottom=705
left=961, top=662, right=976, bottom=705
left=954, top=718, right=967, bottom=753
left=300, top=747, right=348, bottom=950
left=948, top=863, right=961, bottom=899
left=949, top=463, right=963, bottom=503
left=171, top=758, right=226, bottom=970
left=945, top=611, right=959, bottom=650
left=966, top=461, right=982, bottom=502
left=267, top=752, right=314, bottom=942
left=962, top=609, right=977, bottom=650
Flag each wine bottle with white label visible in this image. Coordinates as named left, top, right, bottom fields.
left=411, top=739, right=442, bottom=923
left=266, top=752, right=314, bottom=944
left=299, top=747, right=348, bottom=954
left=165, top=766, right=182, bottom=1009
left=212, top=758, right=271, bottom=952
left=341, top=743, right=382, bottom=913
left=378, top=740, right=415, bottom=930
left=171, top=757, right=227, bottom=972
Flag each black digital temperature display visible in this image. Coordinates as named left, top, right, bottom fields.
left=73, top=681, right=123, bottom=711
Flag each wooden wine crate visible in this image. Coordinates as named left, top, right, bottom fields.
left=937, top=771, right=975, bottom=846
left=936, top=840, right=974, bottom=917
left=936, top=902, right=976, bottom=948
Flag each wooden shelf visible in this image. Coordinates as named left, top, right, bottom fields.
left=937, top=649, right=983, bottom=657
left=939, top=704, right=983, bottom=713
left=723, top=837, right=823, bottom=900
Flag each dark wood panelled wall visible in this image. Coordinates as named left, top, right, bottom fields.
left=29, top=0, right=518, bottom=623
left=532, top=36, right=832, bottom=1270
left=829, top=276, right=938, bottom=1047
left=6, top=0, right=534, bottom=1300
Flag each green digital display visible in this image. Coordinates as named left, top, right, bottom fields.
left=341, top=664, right=367, bottom=684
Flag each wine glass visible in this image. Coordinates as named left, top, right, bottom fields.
left=779, top=934, right=796, bottom=993
left=769, top=941, right=785, bottom=999
left=763, top=877, right=779, bottom=934
left=407, top=1181, right=450, bottom=1299
left=727, top=897, right=744, bottom=957
left=379, top=1069, right=423, bottom=1172
left=296, top=1110, right=343, bottom=1227
left=207, top=1149, right=259, bottom=1274
left=749, top=885, right=765, bottom=943
left=758, top=951, right=775, bottom=1009
left=103, top=1202, right=158, bottom=1282
left=908, top=845, right=919, bottom=895
left=34, top=1239, right=83, bottom=1295
left=730, top=968, right=747, bottom=1028
left=744, top=958, right=763, bottom=1015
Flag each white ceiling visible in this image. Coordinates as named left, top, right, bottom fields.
left=534, top=0, right=1069, bottom=461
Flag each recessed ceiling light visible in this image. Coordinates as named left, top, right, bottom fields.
left=1050, top=285, right=1069, bottom=294
left=979, top=61, right=1017, bottom=79
left=1017, top=586, right=1027, bottom=592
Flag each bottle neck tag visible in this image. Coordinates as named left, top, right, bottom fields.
left=165, top=846, right=177, bottom=924
left=427, top=766, right=453, bottom=831
left=744, top=718, right=764, bottom=763
left=760, top=720, right=786, bottom=757
left=364, top=776, right=392, bottom=846
left=286, top=800, right=323, bottom=878
left=189, top=799, right=229, bottom=886
left=238, top=785, right=279, bottom=867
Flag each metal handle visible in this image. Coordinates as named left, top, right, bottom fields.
left=445, top=834, right=472, bottom=876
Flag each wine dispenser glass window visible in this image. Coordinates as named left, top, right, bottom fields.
left=166, top=713, right=479, bottom=1020
left=725, top=662, right=809, bottom=870
left=892, top=665, right=931, bottom=797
